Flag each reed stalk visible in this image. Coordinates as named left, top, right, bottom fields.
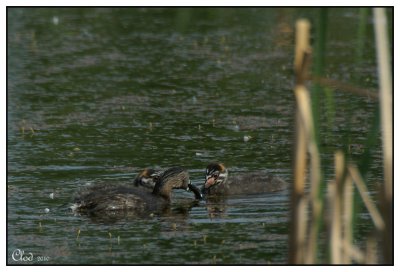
left=342, top=239, right=364, bottom=263
left=289, top=19, right=311, bottom=264
left=348, top=165, right=384, bottom=231
left=342, top=171, right=354, bottom=264
left=374, top=8, right=392, bottom=196
left=304, top=11, right=326, bottom=263
left=329, top=151, right=345, bottom=263
left=297, top=85, right=322, bottom=264
left=329, top=155, right=385, bottom=264
left=373, top=8, right=393, bottom=264
left=289, top=9, right=391, bottom=264
left=365, top=235, right=378, bottom=264
left=290, top=16, right=325, bottom=264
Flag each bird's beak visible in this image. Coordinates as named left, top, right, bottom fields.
left=204, top=176, right=216, bottom=189
left=188, top=184, right=203, bottom=200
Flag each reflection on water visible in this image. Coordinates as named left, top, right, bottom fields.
left=8, top=8, right=383, bottom=264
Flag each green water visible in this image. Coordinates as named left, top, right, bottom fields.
left=7, top=8, right=387, bottom=264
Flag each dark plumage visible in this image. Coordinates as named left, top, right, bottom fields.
left=134, top=167, right=203, bottom=200
left=202, top=163, right=288, bottom=196
left=72, top=167, right=201, bottom=216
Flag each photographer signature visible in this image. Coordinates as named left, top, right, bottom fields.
left=11, top=248, right=50, bottom=262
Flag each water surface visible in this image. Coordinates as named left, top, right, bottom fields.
left=7, top=8, right=385, bottom=264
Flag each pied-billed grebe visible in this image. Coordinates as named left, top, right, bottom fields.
left=72, top=166, right=202, bottom=216
left=201, top=162, right=288, bottom=196
left=134, top=167, right=203, bottom=200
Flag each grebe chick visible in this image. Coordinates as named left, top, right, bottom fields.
left=202, top=162, right=288, bottom=196
left=133, top=168, right=161, bottom=189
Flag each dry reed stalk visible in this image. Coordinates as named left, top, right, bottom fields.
left=373, top=7, right=393, bottom=264
left=328, top=151, right=345, bottom=263
left=293, top=109, right=307, bottom=196
left=348, top=165, right=385, bottom=231
left=341, top=239, right=364, bottom=263
left=289, top=19, right=311, bottom=264
left=365, top=235, right=378, bottom=264
left=342, top=172, right=354, bottom=264
left=290, top=76, right=308, bottom=264
left=291, top=18, right=323, bottom=264
left=373, top=8, right=393, bottom=198
left=294, top=20, right=312, bottom=84
left=327, top=181, right=338, bottom=263
left=295, top=85, right=322, bottom=264
left=290, top=117, right=307, bottom=263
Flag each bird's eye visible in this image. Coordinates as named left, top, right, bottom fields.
left=212, top=173, right=219, bottom=178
